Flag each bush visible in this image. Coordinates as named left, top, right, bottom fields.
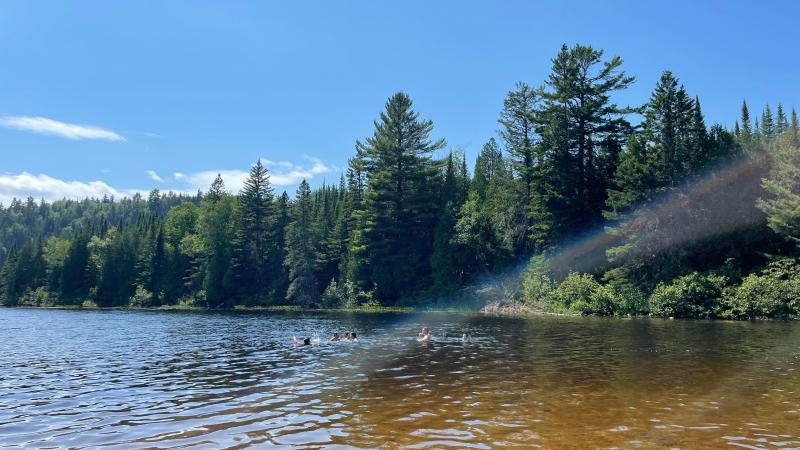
left=320, top=279, right=372, bottom=309
left=552, top=273, right=603, bottom=315
left=648, top=272, right=728, bottom=318
left=522, top=257, right=555, bottom=305
left=720, top=259, right=800, bottom=319
left=129, top=285, right=153, bottom=307
left=18, top=287, right=54, bottom=307
left=602, top=268, right=648, bottom=315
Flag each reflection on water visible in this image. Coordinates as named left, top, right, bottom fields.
left=0, top=309, right=798, bottom=449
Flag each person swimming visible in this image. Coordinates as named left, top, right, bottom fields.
left=330, top=332, right=341, bottom=341
left=418, top=327, right=430, bottom=342
left=347, top=331, right=358, bottom=342
left=461, top=333, right=470, bottom=342
left=293, top=337, right=312, bottom=346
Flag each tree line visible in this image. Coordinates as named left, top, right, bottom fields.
left=2, top=43, right=799, bottom=316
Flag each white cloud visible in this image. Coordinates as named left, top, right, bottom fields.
left=0, top=115, right=126, bottom=141
left=303, top=155, right=334, bottom=175
left=0, top=172, right=134, bottom=205
left=174, top=157, right=337, bottom=193
left=146, top=170, right=164, bottom=182
left=172, top=170, right=250, bottom=193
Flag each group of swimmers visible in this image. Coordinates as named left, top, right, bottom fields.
left=293, top=331, right=357, bottom=346
left=329, top=331, right=357, bottom=342
left=294, top=327, right=469, bottom=346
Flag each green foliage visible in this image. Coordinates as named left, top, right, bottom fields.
left=648, top=273, right=728, bottom=319
left=552, top=273, right=602, bottom=313
left=353, top=92, right=446, bottom=302
left=285, top=180, right=318, bottom=307
left=0, top=44, right=798, bottom=318
left=720, top=259, right=800, bottom=319
left=320, top=278, right=373, bottom=309
left=758, top=138, right=800, bottom=245
left=522, top=256, right=554, bottom=303
left=229, top=160, right=275, bottom=303
left=129, top=285, right=153, bottom=308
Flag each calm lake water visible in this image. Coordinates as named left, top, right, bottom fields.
left=1, top=309, right=798, bottom=449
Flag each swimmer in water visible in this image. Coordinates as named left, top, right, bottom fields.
left=462, top=333, right=470, bottom=342
left=347, top=331, right=358, bottom=342
left=418, top=327, right=430, bottom=342
left=293, top=337, right=312, bottom=346
left=330, top=332, right=341, bottom=341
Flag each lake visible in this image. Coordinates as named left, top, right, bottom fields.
left=0, top=308, right=798, bottom=449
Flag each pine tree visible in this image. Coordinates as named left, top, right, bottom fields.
left=207, top=174, right=226, bottom=203
left=473, top=138, right=504, bottom=201
left=198, top=177, right=236, bottom=308
left=431, top=152, right=468, bottom=292
left=740, top=100, right=752, bottom=143
left=499, top=82, right=540, bottom=203
left=0, top=246, right=19, bottom=305
left=352, top=92, right=446, bottom=302
left=536, top=43, right=635, bottom=238
left=147, top=225, right=166, bottom=305
left=689, top=96, right=709, bottom=173
left=790, top=108, right=799, bottom=147
left=758, top=137, right=800, bottom=245
left=59, top=229, right=93, bottom=304
left=776, top=103, right=788, bottom=135
left=285, top=180, right=318, bottom=307
left=761, top=104, right=775, bottom=138
left=270, top=191, right=290, bottom=303
left=230, top=160, right=274, bottom=303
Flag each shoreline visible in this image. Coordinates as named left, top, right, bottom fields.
left=3, top=303, right=794, bottom=321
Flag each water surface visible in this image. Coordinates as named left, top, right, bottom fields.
left=1, top=309, right=798, bottom=448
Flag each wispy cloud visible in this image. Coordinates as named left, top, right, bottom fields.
left=175, top=157, right=337, bottom=193
left=174, top=170, right=250, bottom=194
left=0, top=116, right=126, bottom=141
left=0, top=172, right=134, bottom=205
left=146, top=170, right=164, bottom=182
left=303, top=155, right=334, bottom=175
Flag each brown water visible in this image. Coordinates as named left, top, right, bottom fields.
left=0, top=309, right=798, bottom=449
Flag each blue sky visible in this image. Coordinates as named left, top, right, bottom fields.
left=0, top=0, right=798, bottom=204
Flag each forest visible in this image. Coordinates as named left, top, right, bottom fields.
left=1, top=44, right=799, bottom=319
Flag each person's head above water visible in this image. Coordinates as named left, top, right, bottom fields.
left=303, top=337, right=311, bottom=345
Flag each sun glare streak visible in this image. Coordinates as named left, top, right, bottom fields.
left=545, top=152, right=767, bottom=277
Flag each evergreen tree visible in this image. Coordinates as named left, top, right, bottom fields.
left=198, top=177, right=236, bottom=308
left=230, top=160, right=274, bottom=303
left=740, top=100, right=752, bottom=142
left=776, top=103, right=788, bottom=135
left=758, top=137, right=800, bottom=245
left=536, top=43, right=635, bottom=239
left=59, top=229, right=93, bottom=304
left=147, top=225, right=166, bottom=305
left=761, top=104, right=775, bottom=138
left=473, top=138, right=504, bottom=201
left=353, top=92, right=446, bottom=302
left=499, top=83, right=540, bottom=202
left=0, top=246, right=19, bottom=305
left=431, top=152, right=469, bottom=291
left=285, top=180, right=318, bottom=307
left=270, top=191, right=291, bottom=303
